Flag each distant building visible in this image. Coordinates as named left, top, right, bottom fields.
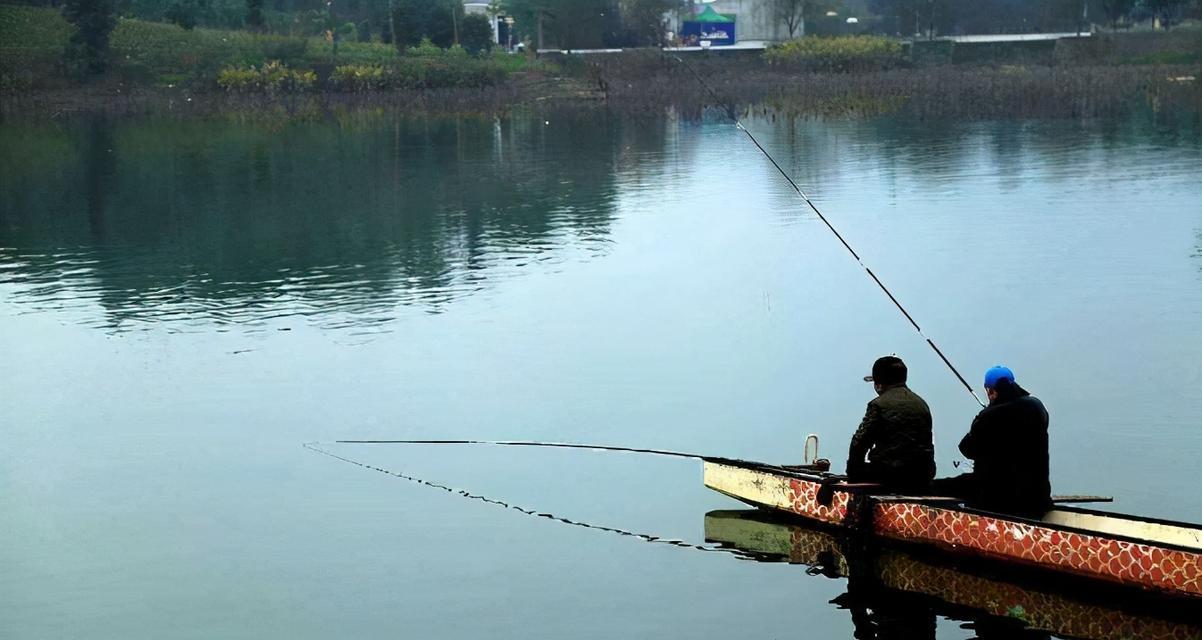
left=463, top=1, right=489, bottom=17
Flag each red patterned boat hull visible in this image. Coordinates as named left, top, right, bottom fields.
left=705, top=510, right=1202, bottom=640
left=703, top=459, right=1202, bottom=599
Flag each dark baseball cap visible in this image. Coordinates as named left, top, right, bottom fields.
left=863, top=355, right=907, bottom=385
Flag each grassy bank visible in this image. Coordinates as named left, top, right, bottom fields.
left=3, top=3, right=1200, bottom=121
left=6, top=63, right=1198, bottom=124
left=594, top=60, right=1201, bottom=120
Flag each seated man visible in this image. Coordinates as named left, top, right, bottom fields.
left=938, top=365, right=1052, bottom=517
left=846, top=356, right=936, bottom=494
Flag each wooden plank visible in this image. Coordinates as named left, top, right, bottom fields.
left=1042, top=510, right=1202, bottom=551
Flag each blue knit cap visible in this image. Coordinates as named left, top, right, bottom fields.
left=984, top=365, right=1015, bottom=389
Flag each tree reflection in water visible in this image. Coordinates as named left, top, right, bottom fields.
left=0, top=111, right=677, bottom=331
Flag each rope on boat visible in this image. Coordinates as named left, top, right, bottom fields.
left=304, top=441, right=739, bottom=555
left=668, top=54, right=985, bottom=408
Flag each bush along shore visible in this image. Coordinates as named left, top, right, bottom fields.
left=2, top=4, right=1200, bottom=119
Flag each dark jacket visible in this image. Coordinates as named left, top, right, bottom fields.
left=959, top=382, right=1051, bottom=515
left=847, top=384, right=935, bottom=487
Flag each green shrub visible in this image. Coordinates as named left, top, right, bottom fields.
left=327, top=57, right=506, bottom=91
left=329, top=63, right=388, bottom=91
left=216, top=60, right=315, bottom=92
left=764, top=35, right=905, bottom=72
left=305, top=38, right=395, bottom=64
left=216, top=64, right=255, bottom=89
left=108, top=18, right=312, bottom=76
left=403, top=39, right=474, bottom=60
left=395, top=58, right=505, bottom=88
left=407, top=37, right=443, bottom=58
left=0, top=5, right=74, bottom=51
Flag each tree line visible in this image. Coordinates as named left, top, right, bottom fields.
left=34, top=0, right=1202, bottom=76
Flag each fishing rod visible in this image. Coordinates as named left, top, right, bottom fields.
left=334, top=439, right=839, bottom=478
left=669, top=54, right=984, bottom=408
left=335, top=439, right=712, bottom=460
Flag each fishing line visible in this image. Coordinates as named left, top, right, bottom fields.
left=669, top=54, right=984, bottom=408
left=304, top=441, right=741, bottom=555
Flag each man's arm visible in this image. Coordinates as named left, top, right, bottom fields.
left=958, top=412, right=987, bottom=460
left=847, top=402, right=879, bottom=477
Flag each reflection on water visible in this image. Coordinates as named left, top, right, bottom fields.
left=0, top=113, right=677, bottom=332
left=705, top=510, right=1202, bottom=640
left=2, top=111, right=1199, bottom=335
left=764, top=113, right=1202, bottom=213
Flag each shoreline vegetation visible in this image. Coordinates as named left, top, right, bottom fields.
left=2, top=4, right=1200, bottom=120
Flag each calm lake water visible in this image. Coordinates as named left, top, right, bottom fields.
left=2, top=109, right=1201, bottom=639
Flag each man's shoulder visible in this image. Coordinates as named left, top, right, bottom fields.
left=1017, top=393, right=1049, bottom=417
left=876, top=385, right=931, bottom=411
left=1020, top=393, right=1045, bottom=406
left=978, top=393, right=1047, bottom=419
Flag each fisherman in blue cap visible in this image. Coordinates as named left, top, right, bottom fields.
left=936, top=365, right=1052, bottom=517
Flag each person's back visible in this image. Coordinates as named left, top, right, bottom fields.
left=847, top=356, right=936, bottom=493
left=958, top=369, right=1051, bottom=516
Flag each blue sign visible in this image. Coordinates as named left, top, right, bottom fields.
left=680, top=21, right=736, bottom=46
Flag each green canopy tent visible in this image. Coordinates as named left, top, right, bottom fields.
left=681, top=5, right=735, bottom=46
left=694, top=6, right=732, bottom=22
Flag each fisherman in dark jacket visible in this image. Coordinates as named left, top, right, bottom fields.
left=846, top=356, right=936, bottom=494
left=940, top=365, right=1052, bottom=517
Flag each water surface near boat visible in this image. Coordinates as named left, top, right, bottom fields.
left=2, top=109, right=1201, bottom=639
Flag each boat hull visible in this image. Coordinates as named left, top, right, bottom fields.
left=705, top=510, right=1202, bottom=640
left=703, top=459, right=1202, bottom=599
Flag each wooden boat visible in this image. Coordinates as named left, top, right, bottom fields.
left=703, top=458, right=1202, bottom=600
left=705, top=509, right=1202, bottom=640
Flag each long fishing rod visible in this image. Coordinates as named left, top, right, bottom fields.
left=669, top=54, right=984, bottom=408
left=334, top=439, right=840, bottom=479
left=335, top=439, right=713, bottom=460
